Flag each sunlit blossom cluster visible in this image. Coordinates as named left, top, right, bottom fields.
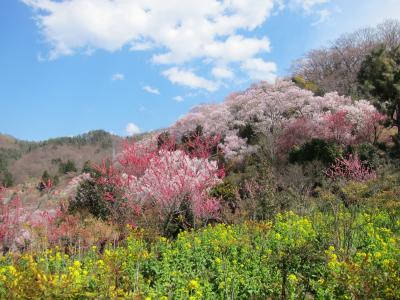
left=171, top=80, right=385, bottom=158
left=99, top=140, right=224, bottom=225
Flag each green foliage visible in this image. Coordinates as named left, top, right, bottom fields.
left=210, top=181, right=237, bottom=212
left=357, top=143, right=381, bottom=169
left=344, top=143, right=382, bottom=170
left=0, top=148, right=22, bottom=165
left=69, top=179, right=111, bottom=220
left=81, top=160, right=94, bottom=174
left=358, top=45, right=400, bottom=127
left=238, top=123, right=257, bottom=145
left=289, top=139, right=342, bottom=165
left=40, top=170, right=59, bottom=187
left=1, top=171, right=14, bottom=188
left=52, top=175, right=59, bottom=186
left=210, top=182, right=236, bottom=201
left=58, top=160, right=77, bottom=174
left=0, top=148, right=21, bottom=187
left=41, top=170, right=51, bottom=183
left=40, top=130, right=113, bottom=148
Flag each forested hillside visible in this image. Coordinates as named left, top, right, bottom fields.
left=0, top=130, right=124, bottom=185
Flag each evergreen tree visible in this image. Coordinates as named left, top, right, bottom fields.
left=358, top=45, right=400, bottom=138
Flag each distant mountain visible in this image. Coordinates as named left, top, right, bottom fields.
left=0, top=130, right=125, bottom=185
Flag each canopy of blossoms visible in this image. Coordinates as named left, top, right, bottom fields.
left=170, top=80, right=385, bottom=158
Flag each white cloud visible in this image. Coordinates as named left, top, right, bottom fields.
left=212, top=66, right=234, bottom=79
left=163, top=68, right=218, bottom=92
left=23, top=0, right=276, bottom=60
left=288, top=0, right=330, bottom=11
left=24, top=0, right=331, bottom=89
left=312, top=9, right=331, bottom=26
left=153, top=34, right=271, bottom=65
left=284, top=0, right=332, bottom=24
left=112, top=73, right=125, bottom=81
left=125, top=122, right=141, bottom=135
left=143, top=85, right=160, bottom=95
left=173, top=96, right=184, bottom=102
left=241, top=58, right=277, bottom=82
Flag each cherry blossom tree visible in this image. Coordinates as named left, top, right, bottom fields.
left=171, top=80, right=384, bottom=159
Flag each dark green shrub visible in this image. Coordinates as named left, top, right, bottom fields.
left=357, top=144, right=380, bottom=169
left=52, top=175, right=59, bottom=186
left=238, top=123, right=257, bottom=145
left=82, top=160, right=94, bottom=174
left=59, top=160, right=77, bottom=174
left=210, top=181, right=237, bottom=213
left=1, top=171, right=14, bottom=187
left=41, top=170, right=51, bottom=183
left=289, top=139, right=342, bottom=165
left=69, top=179, right=111, bottom=220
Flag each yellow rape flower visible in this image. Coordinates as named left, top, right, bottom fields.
left=73, top=260, right=81, bottom=268
left=188, top=279, right=200, bottom=290
left=288, top=274, right=298, bottom=283
left=8, top=266, right=17, bottom=276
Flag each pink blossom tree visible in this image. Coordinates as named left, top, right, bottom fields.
left=170, top=80, right=384, bottom=160
left=0, top=192, right=24, bottom=252
left=95, top=138, right=224, bottom=235
left=134, top=150, right=222, bottom=231
left=325, top=155, right=377, bottom=182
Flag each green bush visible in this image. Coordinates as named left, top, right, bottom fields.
left=58, top=160, right=77, bottom=174
left=1, top=170, right=14, bottom=187
left=69, top=179, right=111, bottom=220
left=238, top=123, right=257, bottom=145
left=357, top=143, right=381, bottom=169
left=289, top=139, right=342, bottom=165
left=81, top=160, right=94, bottom=174
left=210, top=181, right=237, bottom=213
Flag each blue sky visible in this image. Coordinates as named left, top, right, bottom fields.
left=1, top=0, right=399, bottom=141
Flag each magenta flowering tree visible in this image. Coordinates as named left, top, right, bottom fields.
left=325, top=155, right=377, bottom=182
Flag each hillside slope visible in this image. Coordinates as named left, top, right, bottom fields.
left=0, top=130, right=124, bottom=185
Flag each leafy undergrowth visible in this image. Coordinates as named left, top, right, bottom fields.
left=0, top=210, right=399, bottom=299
